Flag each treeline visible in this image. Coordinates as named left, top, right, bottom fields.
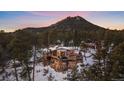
left=32, top=29, right=124, bottom=46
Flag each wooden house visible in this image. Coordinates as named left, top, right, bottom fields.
left=43, top=46, right=83, bottom=72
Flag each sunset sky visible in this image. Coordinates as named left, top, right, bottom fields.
left=0, top=11, right=124, bottom=32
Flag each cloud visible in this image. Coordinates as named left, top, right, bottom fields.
left=27, top=11, right=89, bottom=17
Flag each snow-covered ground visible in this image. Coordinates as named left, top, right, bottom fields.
left=0, top=46, right=95, bottom=81
left=32, top=63, right=67, bottom=81
left=82, top=48, right=95, bottom=65
left=0, top=62, right=68, bottom=81
left=0, top=66, right=23, bottom=81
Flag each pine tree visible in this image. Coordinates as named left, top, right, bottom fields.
left=110, top=42, right=124, bottom=80
left=8, top=30, right=33, bottom=80
left=82, top=41, right=111, bottom=80
left=67, top=66, right=80, bottom=81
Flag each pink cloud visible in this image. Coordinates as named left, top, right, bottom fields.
left=27, top=11, right=89, bottom=17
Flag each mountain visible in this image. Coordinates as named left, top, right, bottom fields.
left=14, top=16, right=124, bottom=47
left=22, top=16, right=106, bottom=32
left=48, top=16, right=105, bottom=31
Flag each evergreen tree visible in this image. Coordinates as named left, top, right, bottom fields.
left=8, top=30, right=33, bottom=80
left=110, top=42, right=124, bottom=80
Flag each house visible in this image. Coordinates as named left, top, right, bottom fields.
left=42, top=46, right=83, bottom=72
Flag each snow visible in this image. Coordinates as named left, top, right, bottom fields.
left=49, top=45, right=58, bottom=51
left=0, top=62, right=67, bottom=81
left=32, top=63, right=67, bottom=81
left=49, top=45, right=76, bottom=51
left=82, top=48, right=95, bottom=65
left=0, top=46, right=96, bottom=81
left=0, top=66, right=23, bottom=81
left=77, top=63, right=83, bottom=73
left=29, top=50, right=42, bottom=62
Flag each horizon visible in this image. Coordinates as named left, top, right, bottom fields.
left=0, top=11, right=124, bottom=32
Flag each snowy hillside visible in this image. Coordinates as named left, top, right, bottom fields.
left=0, top=47, right=95, bottom=81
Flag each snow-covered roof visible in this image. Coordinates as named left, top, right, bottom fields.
left=57, top=47, right=74, bottom=50
left=49, top=45, right=59, bottom=51
left=49, top=46, right=75, bottom=51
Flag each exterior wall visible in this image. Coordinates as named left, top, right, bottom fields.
left=42, top=48, right=83, bottom=72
